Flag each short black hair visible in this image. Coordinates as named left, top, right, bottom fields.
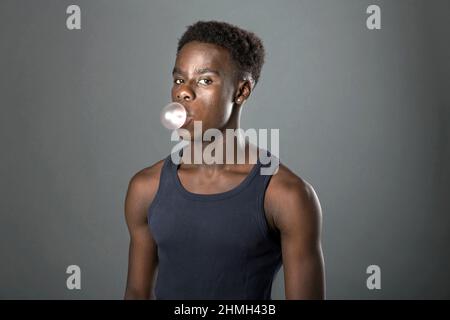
left=177, top=20, right=265, bottom=86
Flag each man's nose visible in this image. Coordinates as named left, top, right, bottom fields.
left=176, top=85, right=195, bottom=101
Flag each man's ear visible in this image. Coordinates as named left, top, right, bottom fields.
left=234, top=79, right=253, bottom=105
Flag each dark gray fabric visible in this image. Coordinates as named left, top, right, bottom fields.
left=148, top=149, right=282, bottom=300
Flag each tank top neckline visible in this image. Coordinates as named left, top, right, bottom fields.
left=169, top=152, right=262, bottom=201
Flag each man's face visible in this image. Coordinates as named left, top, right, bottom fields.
left=171, top=41, right=238, bottom=137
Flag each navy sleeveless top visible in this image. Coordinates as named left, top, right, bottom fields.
left=148, top=149, right=282, bottom=300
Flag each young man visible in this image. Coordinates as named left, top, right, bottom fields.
left=124, top=21, right=325, bottom=300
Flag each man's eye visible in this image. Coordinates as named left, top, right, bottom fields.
left=174, top=79, right=183, bottom=85
left=198, top=79, right=212, bottom=85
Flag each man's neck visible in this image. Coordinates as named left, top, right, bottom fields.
left=179, top=130, right=258, bottom=170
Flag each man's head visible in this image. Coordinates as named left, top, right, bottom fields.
left=172, top=21, right=265, bottom=135
left=177, top=21, right=265, bottom=87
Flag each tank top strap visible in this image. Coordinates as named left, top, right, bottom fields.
left=147, top=153, right=176, bottom=222
left=250, top=148, right=280, bottom=193
left=162, top=150, right=182, bottom=190
left=246, top=149, right=281, bottom=243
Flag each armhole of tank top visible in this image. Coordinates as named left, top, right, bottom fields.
left=255, top=155, right=281, bottom=246
left=147, top=158, right=168, bottom=224
left=256, top=173, right=279, bottom=246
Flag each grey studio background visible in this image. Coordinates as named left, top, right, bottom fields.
left=0, top=0, right=449, bottom=299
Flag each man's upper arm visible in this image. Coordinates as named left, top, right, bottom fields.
left=271, top=176, right=325, bottom=300
left=123, top=170, right=159, bottom=299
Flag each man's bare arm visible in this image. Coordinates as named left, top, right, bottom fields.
left=271, top=176, right=325, bottom=299
left=124, top=169, right=160, bottom=299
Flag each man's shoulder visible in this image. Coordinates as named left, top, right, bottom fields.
left=127, top=157, right=167, bottom=204
left=265, top=162, right=319, bottom=225
left=267, top=162, right=311, bottom=196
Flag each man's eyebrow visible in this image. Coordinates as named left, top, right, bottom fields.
left=172, top=67, right=221, bottom=76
